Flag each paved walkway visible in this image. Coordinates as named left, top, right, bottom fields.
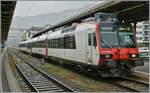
left=0, top=51, right=4, bottom=92
left=134, top=60, right=149, bottom=74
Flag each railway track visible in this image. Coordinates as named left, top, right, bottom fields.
left=108, top=77, right=149, bottom=92
left=7, top=50, right=74, bottom=92
left=10, top=49, right=149, bottom=92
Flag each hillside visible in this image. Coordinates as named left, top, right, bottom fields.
left=11, top=8, right=83, bottom=29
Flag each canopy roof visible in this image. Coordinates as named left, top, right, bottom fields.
left=1, top=1, right=16, bottom=43
left=33, top=1, right=149, bottom=37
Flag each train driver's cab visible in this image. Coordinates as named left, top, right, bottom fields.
left=94, top=13, right=143, bottom=67
left=95, top=13, right=137, bottom=49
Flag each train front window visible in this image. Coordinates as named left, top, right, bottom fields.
left=100, top=32, right=119, bottom=48
left=118, top=24, right=131, bottom=32
left=118, top=24, right=136, bottom=48
left=100, top=23, right=136, bottom=48
left=119, top=33, right=136, bottom=48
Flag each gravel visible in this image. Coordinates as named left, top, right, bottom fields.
left=18, top=51, right=129, bottom=92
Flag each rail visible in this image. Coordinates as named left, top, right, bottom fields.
left=7, top=49, right=74, bottom=92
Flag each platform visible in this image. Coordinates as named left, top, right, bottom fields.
left=0, top=49, right=22, bottom=92
left=135, top=60, right=149, bottom=74
left=0, top=52, right=3, bottom=92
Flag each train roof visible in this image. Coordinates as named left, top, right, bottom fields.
left=19, top=22, right=97, bottom=44
left=19, top=33, right=47, bottom=44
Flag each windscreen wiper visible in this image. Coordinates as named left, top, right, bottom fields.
left=119, top=38, right=130, bottom=48
left=101, top=38, right=112, bottom=48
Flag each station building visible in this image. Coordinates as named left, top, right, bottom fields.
left=136, top=21, right=149, bottom=59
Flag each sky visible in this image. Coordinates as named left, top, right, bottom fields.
left=14, top=1, right=105, bottom=17
left=7, top=1, right=105, bottom=46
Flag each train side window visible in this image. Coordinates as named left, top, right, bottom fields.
left=39, top=41, right=41, bottom=47
left=35, top=42, right=37, bottom=47
left=34, top=42, right=36, bottom=47
left=64, top=37, right=66, bottom=48
left=31, top=43, right=33, bottom=47
left=39, top=42, right=41, bottom=47
left=33, top=42, right=35, bottom=47
left=36, top=42, right=38, bottom=47
left=48, top=39, right=51, bottom=48
left=53, top=39, right=56, bottom=48
left=37, top=42, right=40, bottom=47
left=41, top=41, right=43, bottom=47
left=69, top=36, right=76, bottom=49
left=88, top=33, right=91, bottom=46
left=57, top=38, right=59, bottom=48
left=65, top=36, right=69, bottom=48
left=29, top=43, right=31, bottom=47
left=32, top=43, right=33, bottom=47
left=53, top=39, right=55, bottom=48
left=51, top=39, right=54, bottom=48
left=55, top=39, right=58, bottom=48
left=41, top=41, right=44, bottom=47
left=50, top=39, right=52, bottom=48
left=61, top=37, right=64, bottom=48
left=47, top=36, right=75, bottom=49
left=93, top=33, right=97, bottom=46
left=40, top=41, right=42, bottom=47
left=43, top=40, right=45, bottom=47
left=64, top=35, right=76, bottom=49
left=58, top=38, right=64, bottom=48
left=72, top=36, right=76, bottom=49
left=49, top=40, right=51, bottom=48
left=39, top=41, right=42, bottom=47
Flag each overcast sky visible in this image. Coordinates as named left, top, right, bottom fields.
left=14, top=1, right=105, bottom=17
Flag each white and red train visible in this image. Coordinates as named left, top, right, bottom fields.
left=18, top=13, right=144, bottom=77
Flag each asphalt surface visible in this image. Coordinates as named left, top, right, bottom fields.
left=0, top=53, right=3, bottom=92
left=134, top=60, right=149, bottom=74
left=0, top=50, right=10, bottom=92
left=1, top=54, right=10, bottom=92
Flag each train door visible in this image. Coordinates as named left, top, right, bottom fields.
left=86, top=32, right=92, bottom=64
left=91, top=32, right=97, bottom=65
left=86, top=29, right=97, bottom=65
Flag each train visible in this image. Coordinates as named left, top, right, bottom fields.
left=18, top=13, right=144, bottom=77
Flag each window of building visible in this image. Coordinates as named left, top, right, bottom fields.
left=144, top=25, right=149, bottom=30
left=136, top=32, right=142, bottom=34
left=136, top=26, right=142, bottom=28
left=143, top=21, right=149, bottom=24
left=144, top=31, right=149, bottom=35
left=144, top=37, right=149, bottom=41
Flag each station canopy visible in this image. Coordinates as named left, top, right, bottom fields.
left=1, top=1, right=16, bottom=43
left=33, top=0, right=149, bottom=37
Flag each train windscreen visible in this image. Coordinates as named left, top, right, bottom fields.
left=100, top=23, right=136, bottom=48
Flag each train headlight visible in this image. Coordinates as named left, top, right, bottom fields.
left=131, top=54, right=136, bottom=58
left=103, top=54, right=113, bottom=59
left=129, top=54, right=138, bottom=58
